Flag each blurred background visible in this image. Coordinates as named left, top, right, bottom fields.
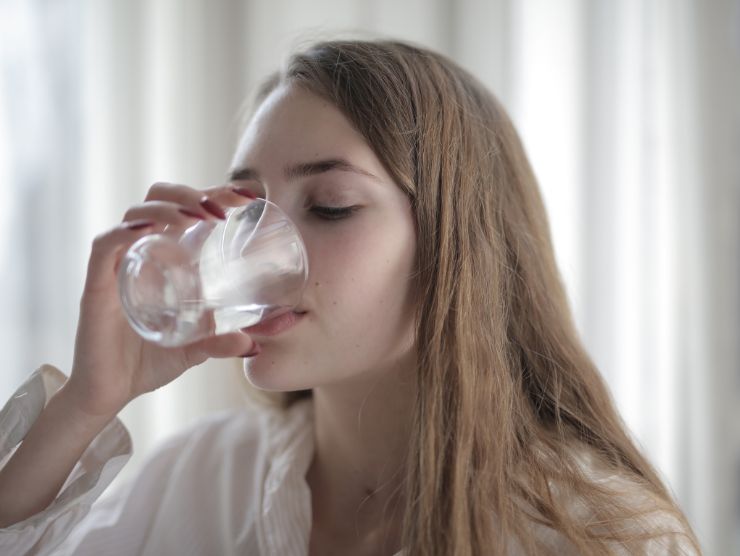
left=0, top=0, right=738, bottom=553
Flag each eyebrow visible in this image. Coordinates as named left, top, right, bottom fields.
left=227, top=158, right=379, bottom=183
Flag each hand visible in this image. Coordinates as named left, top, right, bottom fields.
left=62, top=182, right=258, bottom=418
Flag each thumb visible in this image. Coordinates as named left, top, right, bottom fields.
left=185, top=331, right=258, bottom=360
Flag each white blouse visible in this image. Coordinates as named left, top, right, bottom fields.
left=0, top=365, right=698, bottom=556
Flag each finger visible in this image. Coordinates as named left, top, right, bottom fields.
left=142, top=182, right=228, bottom=220
left=198, top=186, right=258, bottom=216
left=144, top=181, right=213, bottom=204
left=122, top=200, right=209, bottom=225
left=85, top=220, right=160, bottom=294
left=183, top=331, right=257, bottom=362
left=144, top=181, right=257, bottom=212
left=205, top=182, right=259, bottom=205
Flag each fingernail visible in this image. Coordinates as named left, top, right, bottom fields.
left=125, top=220, right=155, bottom=230
left=240, top=344, right=261, bottom=358
left=199, top=197, right=227, bottom=220
left=231, top=186, right=256, bottom=199
left=178, top=208, right=206, bottom=220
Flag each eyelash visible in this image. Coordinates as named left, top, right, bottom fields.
left=310, top=205, right=358, bottom=221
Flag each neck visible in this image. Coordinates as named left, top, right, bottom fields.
left=306, top=351, right=416, bottom=550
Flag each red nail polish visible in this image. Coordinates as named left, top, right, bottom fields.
left=199, top=197, right=227, bottom=220
left=126, top=220, right=155, bottom=230
left=178, top=208, right=206, bottom=219
left=231, top=186, right=256, bottom=199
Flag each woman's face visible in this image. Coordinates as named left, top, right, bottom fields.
left=230, top=84, right=417, bottom=392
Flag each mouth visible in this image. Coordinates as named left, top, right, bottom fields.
left=241, top=310, right=307, bottom=337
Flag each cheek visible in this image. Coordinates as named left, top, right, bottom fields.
left=244, top=211, right=417, bottom=391
left=310, top=219, right=416, bottom=350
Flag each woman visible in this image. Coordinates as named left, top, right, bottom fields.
left=0, top=39, right=701, bottom=555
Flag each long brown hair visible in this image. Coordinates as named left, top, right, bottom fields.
left=239, top=39, right=701, bottom=555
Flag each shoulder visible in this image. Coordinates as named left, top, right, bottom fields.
left=565, top=443, right=700, bottom=555
left=139, top=397, right=314, bottom=483
left=102, top=397, right=314, bottom=531
left=517, top=441, right=700, bottom=555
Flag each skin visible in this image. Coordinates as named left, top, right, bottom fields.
left=0, top=183, right=259, bottom=527
left=0, top=83, right=418, bottom=555
left=231, top=84, right=418, bottom=555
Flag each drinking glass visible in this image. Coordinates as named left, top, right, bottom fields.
left=117, top=198, right=308, bottom=347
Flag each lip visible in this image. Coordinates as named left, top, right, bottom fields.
left=242, top=311, right=306, bottom=337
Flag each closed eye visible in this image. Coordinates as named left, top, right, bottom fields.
left=310, top=205, right=359, bottom=220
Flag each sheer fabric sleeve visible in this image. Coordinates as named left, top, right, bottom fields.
left=0, top=365, right=132, bottom=556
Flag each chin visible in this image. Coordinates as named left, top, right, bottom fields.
left=242, top=357, right=313, bottom=393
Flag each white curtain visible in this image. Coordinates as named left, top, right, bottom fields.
left=1, top=1, right=737, bottom=553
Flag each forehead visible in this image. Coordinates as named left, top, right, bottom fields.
left=231, top=84, right=373, bottom=169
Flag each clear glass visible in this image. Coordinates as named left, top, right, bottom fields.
left=117, top=198, right=308, bottom=347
